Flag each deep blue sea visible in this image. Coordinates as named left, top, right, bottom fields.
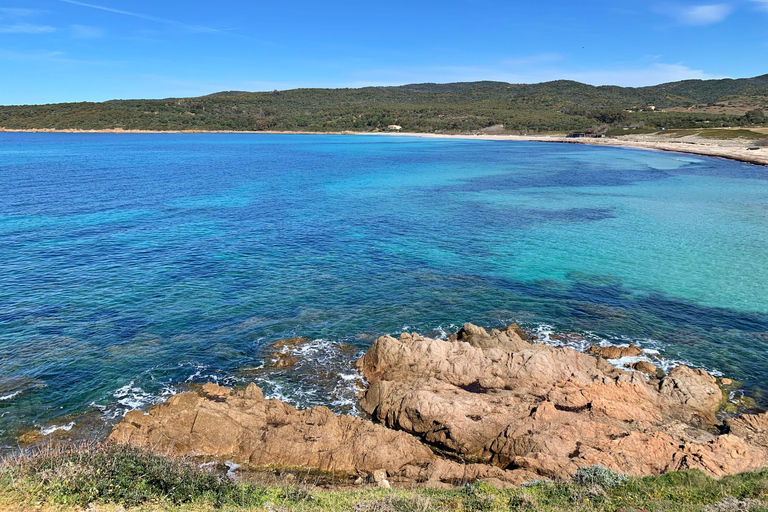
left=1, top=133, right=767, bottom=445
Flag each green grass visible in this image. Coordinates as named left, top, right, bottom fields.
left=2, top=444, right=768, bottom=511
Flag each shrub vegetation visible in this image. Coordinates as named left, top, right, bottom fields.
left=1, top=76, right=767, bottom=134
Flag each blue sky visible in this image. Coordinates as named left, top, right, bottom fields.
left=1, top=0, right=767, bottom=104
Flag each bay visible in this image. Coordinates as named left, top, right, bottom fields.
left=1, top=133, right=766, bottom=445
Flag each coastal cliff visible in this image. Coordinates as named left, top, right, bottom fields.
left=109, top=323, right=768, bottom=488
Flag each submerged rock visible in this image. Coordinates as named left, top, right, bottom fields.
left=266, top=337, right=311, bottom=369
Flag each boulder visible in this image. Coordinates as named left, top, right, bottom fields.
left=630, top=361, right=658, bottom=374
left=357, top=324, right=766, bottom=480
left=587, top=344, right=643, bottom=359
left=449, top=322, right=530, bottom=352
left=659, top=365, right=722, bottom=423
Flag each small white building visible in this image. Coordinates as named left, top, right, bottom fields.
left=387, top=125, right=402, bottom=131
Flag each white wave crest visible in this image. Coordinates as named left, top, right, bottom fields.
left=0, top=390, right=22, bottom=402
left=40, top=422, right=75, bottom=435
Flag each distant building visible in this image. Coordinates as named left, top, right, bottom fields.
left=387, top=125, right=402, bottom=131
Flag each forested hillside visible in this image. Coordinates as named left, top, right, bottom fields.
left=1, top=75, right=766, bottom=133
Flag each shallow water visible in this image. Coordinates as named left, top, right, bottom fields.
left=1, top=133, right=766, bottom=444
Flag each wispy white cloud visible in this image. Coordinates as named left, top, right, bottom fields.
left=564, top=63, right=723, bottom=86
left=676, top=4, right=733, bottom=25
left=342, top=60, right=722, bottom=88
left=749, top=0, right=768, bottom=12
left=71, top=24, right=103, bottom=39
left=58, top=0, right=226, bottom=34
left=0, top=23, right=55, bottom=34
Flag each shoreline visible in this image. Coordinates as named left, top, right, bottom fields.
left=1, top=127, right=767, bottom=167
left=104, top=323, right=767, bottom=489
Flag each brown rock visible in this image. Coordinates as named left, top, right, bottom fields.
left=272, top=337, right=311, bottom=349
left=370, top=469, right=388, bottom=483
left=449, top=322, right=530, bottom=352
left=267, top=337, right=311, bottom=369
left=109, top=323, right=768, bottom=487
left=725, top=412, right=768, bottom=449
left=507, top=323, right=529, bottom=341
left=630, top=361, right=658, bottom=374
left=17, top=430, right=44, bottom=446
left=659, top=366, right=723, bottom=423
left=109, top=382, right=435, bottom=478
left=357, top=325, right=767, bottom=480
left=588, top=344, right=643, bottom=359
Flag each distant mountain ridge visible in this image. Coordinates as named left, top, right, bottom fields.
left=1, top=75, right=766, bottom=133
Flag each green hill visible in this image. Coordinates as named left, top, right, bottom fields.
left=1, top=75, right=766, bottom=133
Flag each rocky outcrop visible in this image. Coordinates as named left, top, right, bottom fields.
left=109, top=381, right=538, bottom=486
left=356, top=324, right=768, bottom=481
left=109, top=322, right=768, bottom=487
left=109, top=382, right=434, bottom=476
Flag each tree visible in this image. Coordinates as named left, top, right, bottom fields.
left=589, top=109, right=630, bottom=124
left=744, top=108, right=766, bottom=124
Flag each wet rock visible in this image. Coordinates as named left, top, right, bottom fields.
left=267, top=337, right=311, bottom=369
left=629, top=361, right=658, bottom=374
left=271, top=354, right=298, bottom=369
left=357, top=324, right=766, bottom=481
left=17, top=429, right=44, bottom=446
left=587, top=344, right=643, bottom=359
left=272, top=337, right=311, bottom=350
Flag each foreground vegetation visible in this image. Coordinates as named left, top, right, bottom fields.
left=1, top=76, right=767, bottom=134
left=2, top=443, right=768, bottom=511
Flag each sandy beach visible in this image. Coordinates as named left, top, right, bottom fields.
left=2, top=127, right=767, bottom=167
left=373, top=131, right=768, bottom=167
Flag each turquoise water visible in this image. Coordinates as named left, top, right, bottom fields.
left=1, top=133, right=767, bottom=444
